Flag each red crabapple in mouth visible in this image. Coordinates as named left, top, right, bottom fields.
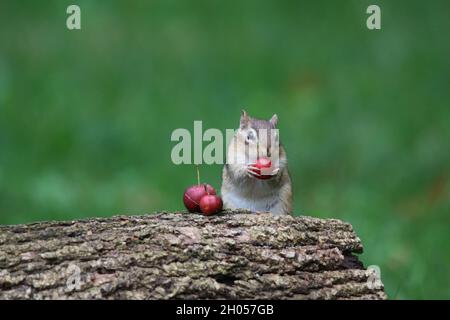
left=247, top=157, right=279, bottom=180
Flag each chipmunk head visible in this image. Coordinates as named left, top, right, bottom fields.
left=227, top=110, right=285, bottom=180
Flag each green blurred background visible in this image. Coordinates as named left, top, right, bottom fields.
left=0, top=0, right=449, bottom=299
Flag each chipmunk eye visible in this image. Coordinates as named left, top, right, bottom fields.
left=246, top=130, right=256, bottom=142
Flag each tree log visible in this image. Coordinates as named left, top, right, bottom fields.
left=0, top=210, right=386, bottom=299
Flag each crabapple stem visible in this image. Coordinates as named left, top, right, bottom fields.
left=196, top=165, right=201, bottom=186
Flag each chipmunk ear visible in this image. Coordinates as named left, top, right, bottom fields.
left=240, top=109, right=249, bottom=128
left=269, top=114, right=278, bottom=127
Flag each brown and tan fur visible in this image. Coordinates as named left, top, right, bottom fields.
left=221, top=110, right=293, bottom=215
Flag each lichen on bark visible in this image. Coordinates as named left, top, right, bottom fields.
left=0, top=210, right=386, bottom=299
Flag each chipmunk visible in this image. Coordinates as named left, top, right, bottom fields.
left=221, top=110, right=293, bottom=215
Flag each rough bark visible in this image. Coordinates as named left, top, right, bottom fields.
left=0, top=210, right=386, bottom=300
